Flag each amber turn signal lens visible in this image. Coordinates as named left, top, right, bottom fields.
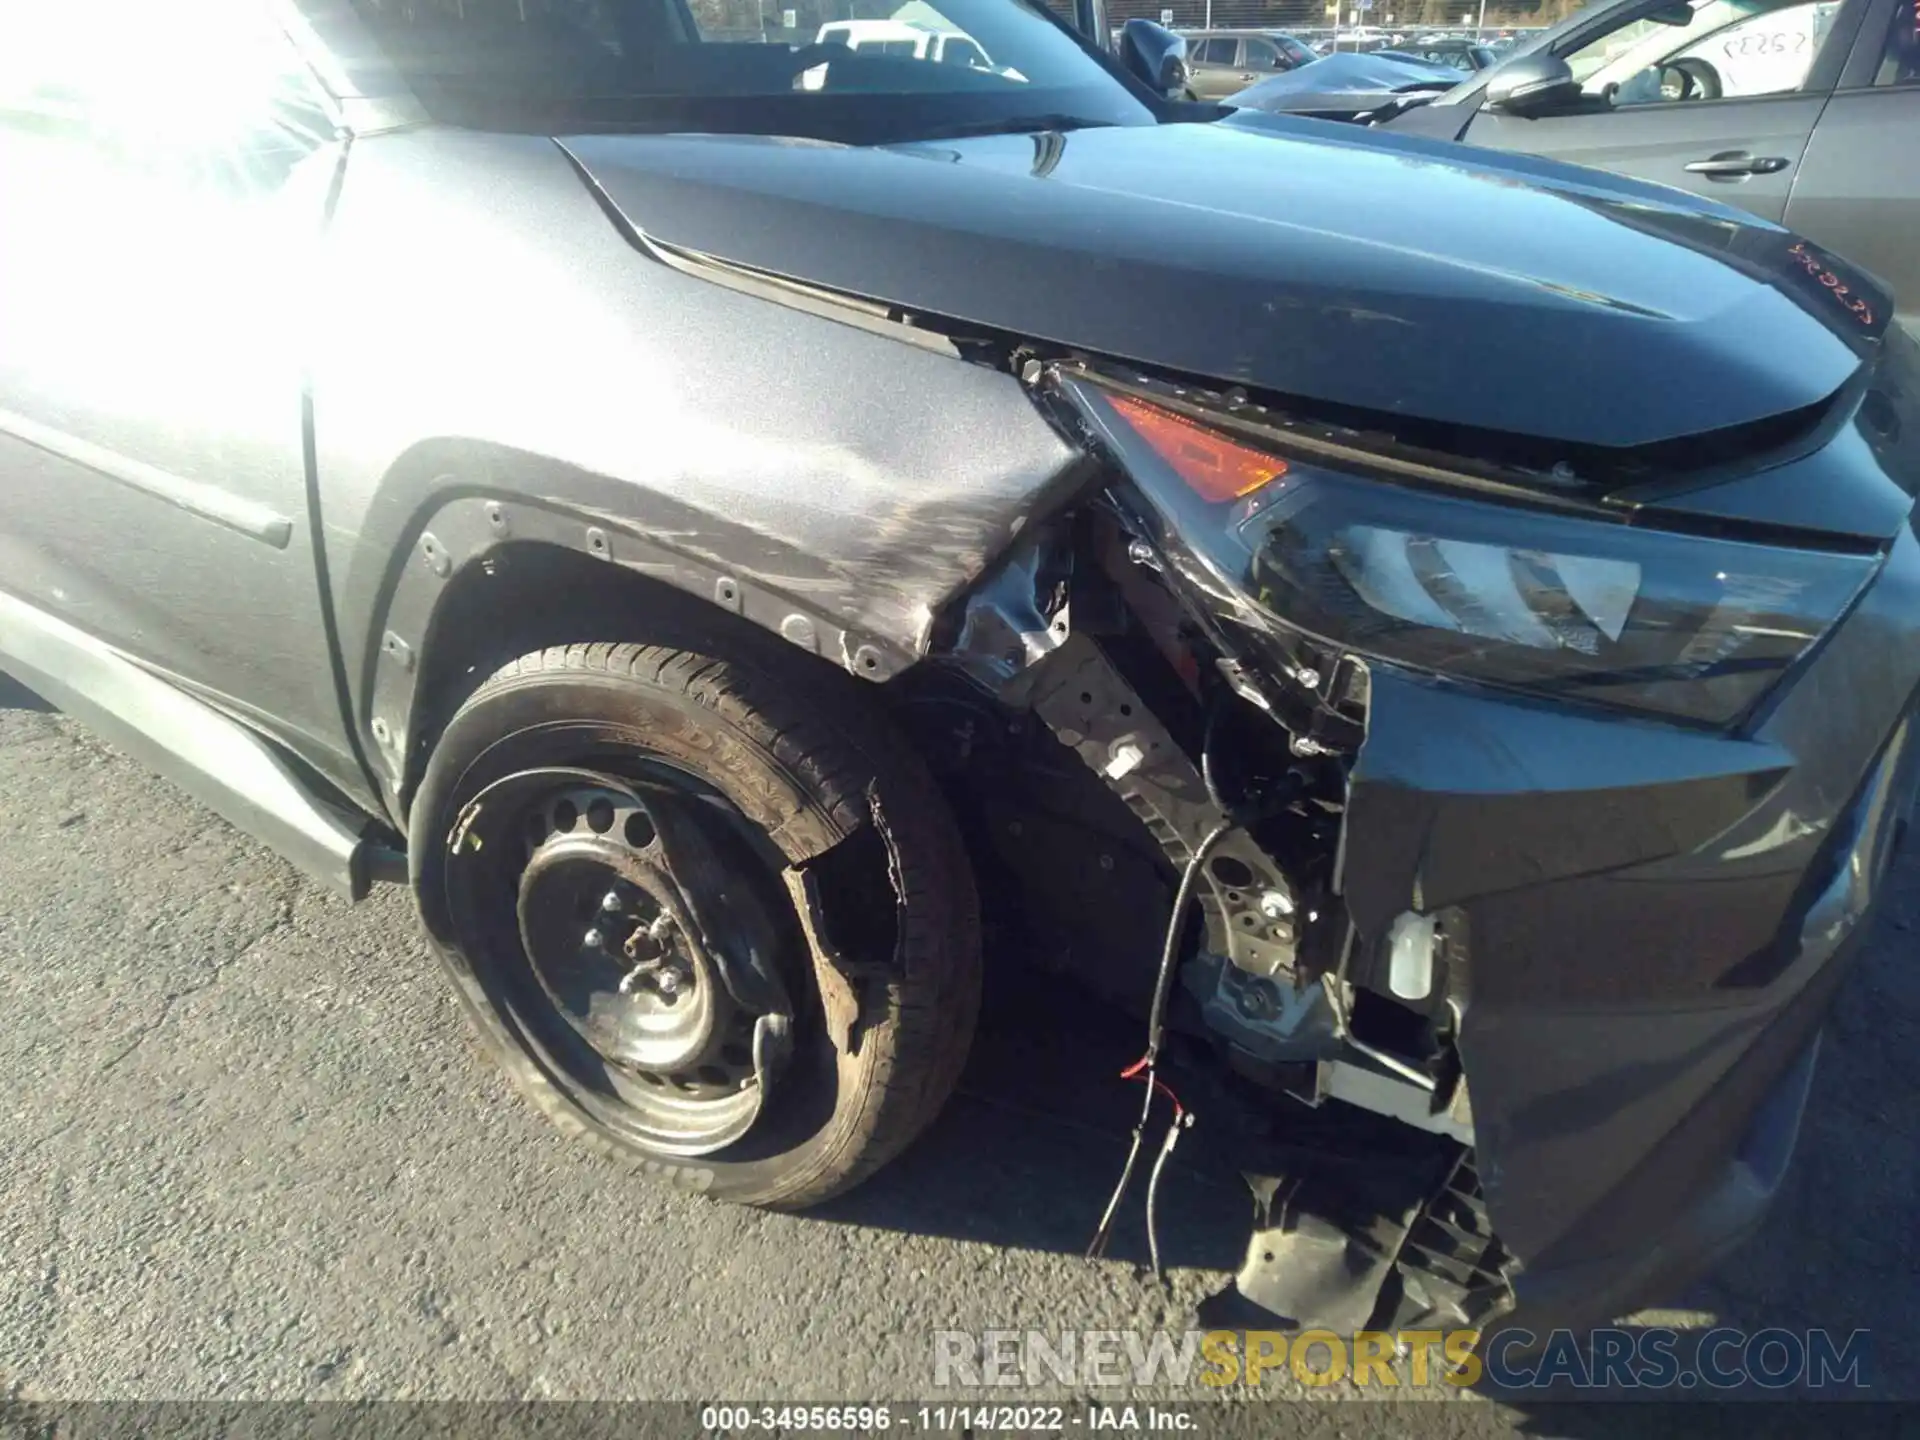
left=1108, top=394, right=1287, bottom=504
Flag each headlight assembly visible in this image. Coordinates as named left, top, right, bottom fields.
left=1078, top=382, right=1878, bottom=727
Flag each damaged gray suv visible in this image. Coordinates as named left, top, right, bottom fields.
left=2, top=0, right=1917, bottom=1340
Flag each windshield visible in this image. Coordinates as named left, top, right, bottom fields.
left=346, top=0, right=1154, bottom=141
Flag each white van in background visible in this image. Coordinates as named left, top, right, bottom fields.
left=815, top=19, right=995, bottom=69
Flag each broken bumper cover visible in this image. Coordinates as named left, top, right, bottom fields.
left=1344, top=521, right=1920, bottom=1326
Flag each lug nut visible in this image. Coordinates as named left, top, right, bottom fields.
left=601, top=891, right=623, bottom=913
left=583, top=928, right=604, bottom=949
left=1258, top=889, right=1295, bottom=920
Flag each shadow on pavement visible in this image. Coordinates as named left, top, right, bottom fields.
left=0, top=669, right=54, bottom=712
left=814, top=957, right=1253, bottom=1276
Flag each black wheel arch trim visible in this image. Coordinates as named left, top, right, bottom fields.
left=333, top=438, right=1098, bottom=824
left=339, top=446, right=920, bottom=819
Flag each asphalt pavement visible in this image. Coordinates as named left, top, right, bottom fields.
left=3, top=670, right=1917, bottom=1423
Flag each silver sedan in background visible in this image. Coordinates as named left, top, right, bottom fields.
left=1379, top=0, right=1920, bottom=330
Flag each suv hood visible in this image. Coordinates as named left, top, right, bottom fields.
left=561, top=115, right=1869, bottom=450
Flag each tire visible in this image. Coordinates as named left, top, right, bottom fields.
left=409, top=638, right=982, bottom=1208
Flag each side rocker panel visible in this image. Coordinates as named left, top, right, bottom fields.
left=0, top=587, right=374, bottom=899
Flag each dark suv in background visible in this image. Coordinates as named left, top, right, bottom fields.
left=1396, top=34, right=1499, bottom=69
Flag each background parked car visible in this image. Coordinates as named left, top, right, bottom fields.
left=1393, top=35, right=1501, bottom=69
left=1312, top=27, right=1398, bottom=53
left=1228, top=49, right=1483, bottom=121
left=1381, top=0, right=1920, bottom=330
left=815, top=17, right=997, bottom=68
left=1183, top=28, right=1316, bottom=99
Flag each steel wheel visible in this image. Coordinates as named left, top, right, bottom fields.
left=443, top=760, right=810, bottom=1156
left=411, top=638, right=982, bottom=1207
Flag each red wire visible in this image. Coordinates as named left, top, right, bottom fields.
left=1119, top=1056, right=1185, bottom=1119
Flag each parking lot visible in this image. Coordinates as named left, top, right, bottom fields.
left=3, top=669, right=1917, bottom=1417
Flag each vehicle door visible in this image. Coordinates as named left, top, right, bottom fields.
left=1784, top=0, right=1920, bottom=330
left=1457, top=0, right=1865, bottom=222
left=1241, top=36, right=1295, bottom=79
left=0, top=1, right=360, bottom=780
left=1188, top=35, right=1247, bottom=97
left=936, top=34, right=995, bottom=70
left=1276, top=35, right=1319, bottom=66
